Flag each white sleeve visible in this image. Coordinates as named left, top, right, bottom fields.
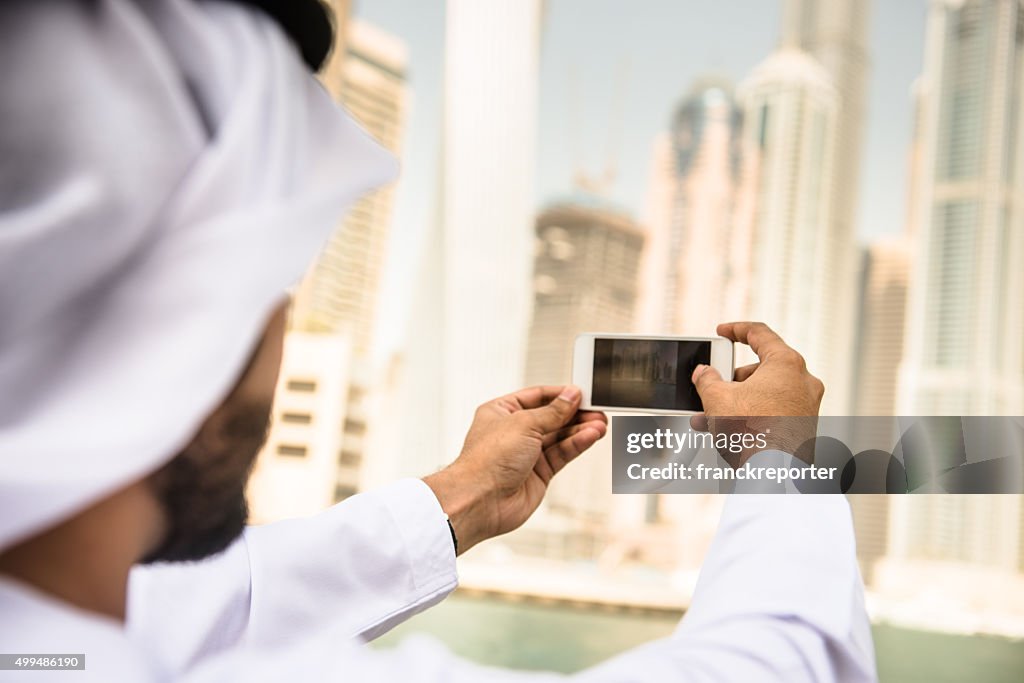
left=127, top=478, right=457, bottom=676
left=181, top=492, right=877, bottom=683
left=580, top=494, right=878, bottom=682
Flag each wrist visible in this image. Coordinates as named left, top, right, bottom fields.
left=422, top=463, right=495, bottom=555
left=711, top=416, right=818, bottom=467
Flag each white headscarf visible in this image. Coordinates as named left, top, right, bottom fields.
left=0, top=0, right=397, bottom=551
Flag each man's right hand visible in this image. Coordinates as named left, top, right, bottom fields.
left=690, top=322, right=824, bottom=464
left=423, top=386, right=607, bottom=555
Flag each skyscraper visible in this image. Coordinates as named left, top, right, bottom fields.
left=250, top=19, right=408, bottom=515
left=847, top=234, right=909, bottom=596
left=899, top=0, right=1024, bottom=415
left=781, top=0, right=872, bottom=415
left=292, top=19, right=408, bottom=353
left=247, top=332, right=352, bottom=522
left=891, top=495, right=1023, bottom=570
left=520, top=199, right=645, bottom=545
left=639, top=79, right=748, bottom=336
left=736, top=48, right=839, bottom=382
left=853, top=238, right=911, bottom=417
left=303, top=19, right=408, bottom=494
left=781, top=0, right=871, bottom=246
left=847, top=494, right=890, bottom=587
left=887, top=3, right=1024, bottom=620
left=401, top=0, right=542, bottom=473
left=876, top=494, right=1024, bottom=620
left=525, top=201, right=645, bottom=387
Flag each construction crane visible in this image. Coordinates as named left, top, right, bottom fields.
left=569, top=60, right=628, bottom=197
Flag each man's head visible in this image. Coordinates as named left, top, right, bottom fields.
left=0, top=0, right=395, bottom=620
left=142, top=303, right=288, bottom=563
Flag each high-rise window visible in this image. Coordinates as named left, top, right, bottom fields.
left=757, top=103, right=771, bottom=149
left=286, top=379, right=317, bottom=393
left=925, top=201, right=978, bottom=367
left=276, top=444, right=308, bottom=458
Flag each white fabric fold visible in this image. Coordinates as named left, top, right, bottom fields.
left=0, top=0, right=397, bottom=551
left=127, top=478, right=458, bottom=678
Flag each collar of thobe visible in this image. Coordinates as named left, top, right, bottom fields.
left=0, top=0, right=397, bottom=552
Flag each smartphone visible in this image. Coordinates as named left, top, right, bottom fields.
left=573, top=333, right=734, bottom=414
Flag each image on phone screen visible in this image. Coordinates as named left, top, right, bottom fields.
left=591, top=338, right=711, bottom=411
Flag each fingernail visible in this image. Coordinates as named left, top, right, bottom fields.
left=558, top=386, right=581, bottom=402
left=695, top=364, right=707, bottom=372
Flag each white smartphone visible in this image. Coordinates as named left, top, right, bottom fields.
left=573, top=333, right=734, bottom=414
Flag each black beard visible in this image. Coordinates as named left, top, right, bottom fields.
left=141, top=400, right=271, bottom=564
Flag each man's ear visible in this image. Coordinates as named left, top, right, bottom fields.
left=231, top=301, right=289, bottom=408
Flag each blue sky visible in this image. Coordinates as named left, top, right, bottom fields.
left=355, top=0, right=930, bottom=349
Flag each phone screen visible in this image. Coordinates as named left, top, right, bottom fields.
left=591, top=338, right=711, bottom=411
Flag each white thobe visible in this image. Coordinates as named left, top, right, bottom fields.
left=0, top=475, right=877, bottom=681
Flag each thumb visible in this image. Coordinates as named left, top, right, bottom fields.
left=522, top=386, right=581, bottom=433
left=692, top=364, right=726, bottom=407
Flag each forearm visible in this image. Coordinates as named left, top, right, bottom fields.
left=163, top=489, right=875, bottom=682
left=418, top=465, right=876, bottom=682
left=671, top=493, right=877, bottom=681
left=244, top=478, right=458, bottom=643
left=129, top=478, right=459, bottom=678
left=563, top=493, right=876, bottom=682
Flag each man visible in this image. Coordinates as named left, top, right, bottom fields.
left=0, top=1, right=876, bottom=680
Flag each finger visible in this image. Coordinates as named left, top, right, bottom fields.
left=520, top=385, right=582, bottom=432
left=543, top=423, right=606, bottom=477
left=550, top=409, right=608, bottom=428
left=540, top=421, right=589, bottom=448
left=575, top=410, right=608, bottom=427
left=689, top=413, right=709, bottom=431
left=733, top=362, right=760, bottom=382
left=691, top=364, right=726, bottom=407
left=503, top=385, right=571, bottom=412
left=542, top=420, right=602, bottom=449
left=716, top=322, right=794, bottom=364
